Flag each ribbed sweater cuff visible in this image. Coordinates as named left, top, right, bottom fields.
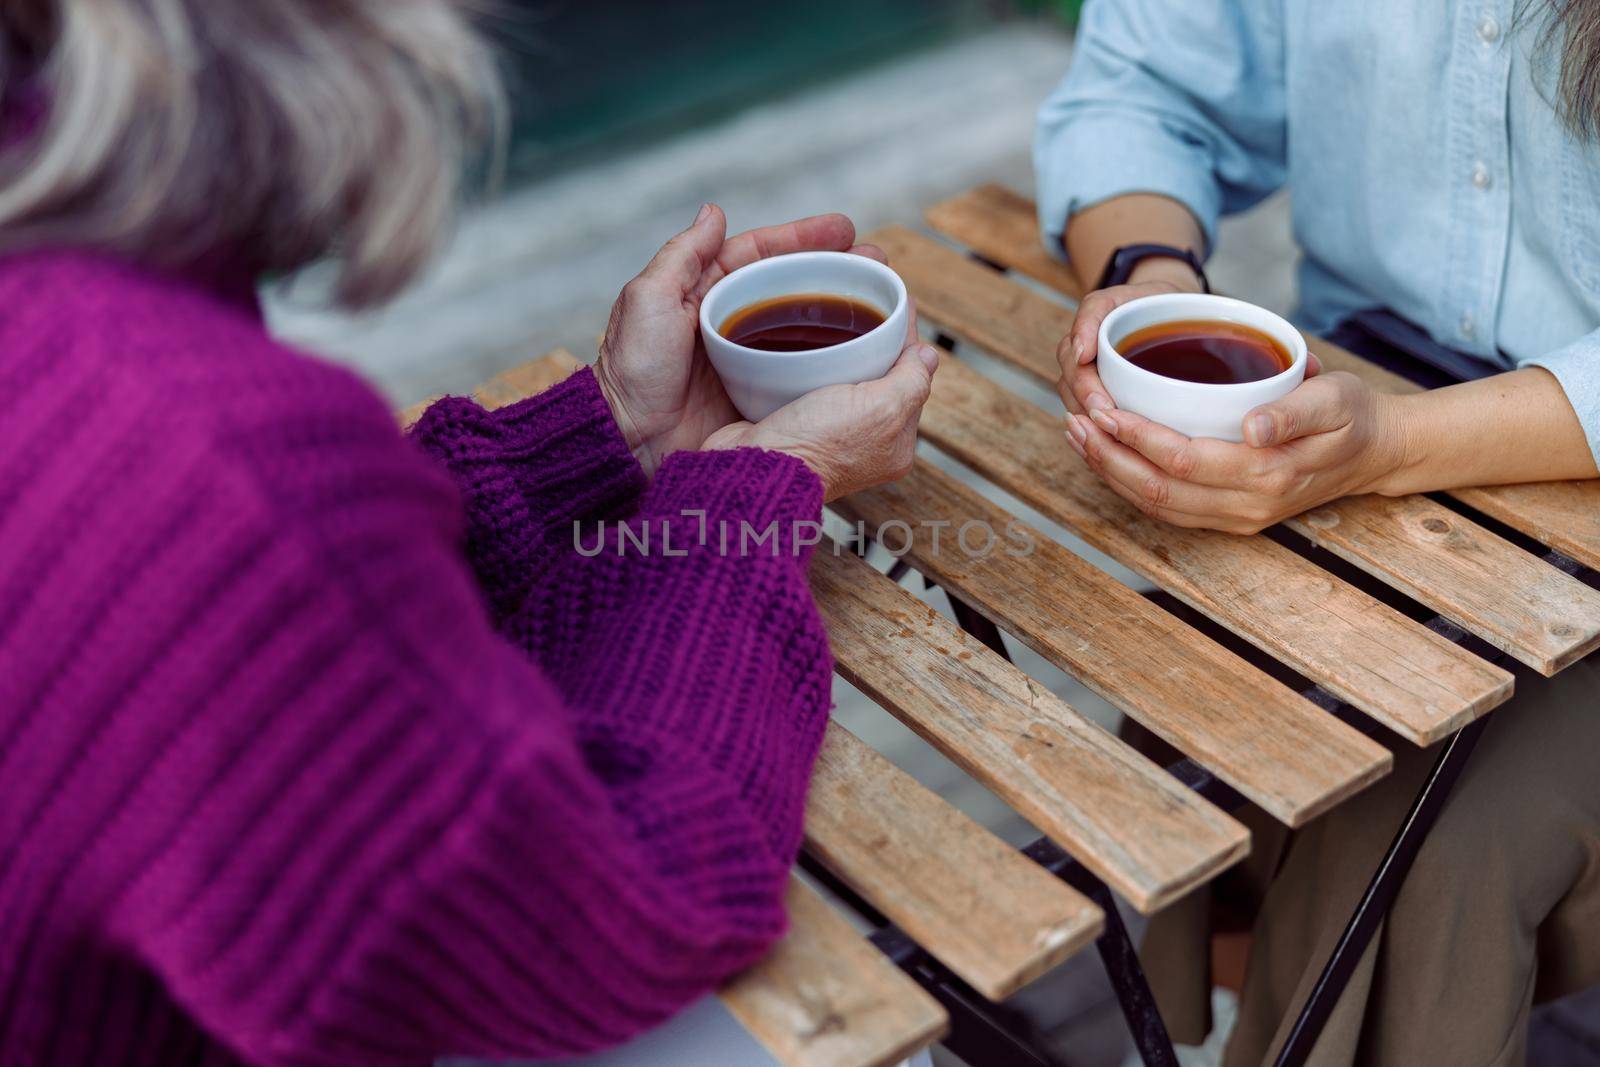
left=408, top=367, right=646, bottom=620
left=460, top=365, right=645, bottom=510
left=638, top=447, right=825, bottom=561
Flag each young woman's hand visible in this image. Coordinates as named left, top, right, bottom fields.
left=594, top=203, right=887, bottom=477
left=1057, top=281, right=1190, bottom=416
left=1064, top=371, right=1408, bottom=534
left=1058, top=249, right=1227, bottom=416
left=702, top=343, right=940, bottom=501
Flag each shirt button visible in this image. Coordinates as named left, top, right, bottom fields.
left=1478, top=15, right=1501, bottom=43
left=1460, top=313, right=1477, bottom=338
left=1471, top=161, right=1492, bottom=189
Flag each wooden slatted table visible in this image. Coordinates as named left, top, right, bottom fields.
left=403, top=182, right=1600, bottom=1067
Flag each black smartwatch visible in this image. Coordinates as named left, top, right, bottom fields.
left=1095, top=243, right=1210, bottom=292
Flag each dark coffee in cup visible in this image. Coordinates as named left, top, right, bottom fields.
left=1117, top=319, right=1289, bottom=385
left=720, top=293, right=886, bottom=352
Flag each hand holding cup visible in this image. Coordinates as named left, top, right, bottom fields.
left=702, top=341, right=939, bottom=501
left=594, top=204, right=890, bottom=476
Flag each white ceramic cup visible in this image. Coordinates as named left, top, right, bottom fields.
left=700, top=251, right=909, bottom=422
left=1096, top=293, right=1308, bottom=442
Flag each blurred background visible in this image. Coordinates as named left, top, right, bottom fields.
left=266, top=0, right=1295, bottom=411
left=264, top=4, right=1595, bottom=1065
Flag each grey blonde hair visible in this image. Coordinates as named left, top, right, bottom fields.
left=0, top=1, right=503, bottom=307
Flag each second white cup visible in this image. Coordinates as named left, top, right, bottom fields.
left=1096, top=293, right=1308, bottom=442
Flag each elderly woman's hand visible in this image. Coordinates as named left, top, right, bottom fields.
left=1065, top=370, right=1408, bottom=534
left=595, top=203, right=887, bottom=477
left=702, top=343, right=939, bottom=501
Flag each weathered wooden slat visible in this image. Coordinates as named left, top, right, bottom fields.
left=876, top=224, right=1067, bottom=386
left=874, top=222, right=1598, bottom=676
left=838, top=464, right=1390, bottom=828
left=1449, top=480, right=1600, bottom=572
left=924, top=186, right=1600, bottom=573
left=1289, top=497, right=1600, bottom=674
left=811, top=548, right=1252, bottom=910
left=903, top=352, right=1512, bottom=743
left=720, top=875, right=947, bottom=1067
left=925, top=183, right=1086, bottom=300
left=396, top=349, right=583, bottom=429
left=806, top=723, right=1102, bottom=999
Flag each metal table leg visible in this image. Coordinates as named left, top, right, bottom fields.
left=1272, top=715, right=1489, bottom=1067
left=798, top=853, right=1062, bottom=1067
left=1027, top=841, right=1181, bottom=1067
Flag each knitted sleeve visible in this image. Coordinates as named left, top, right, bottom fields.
left=406, top=367, right=647, bottom=624
left=102, top=380, right=833, bottom=1065
left=507, top=446, right=834, bottom=861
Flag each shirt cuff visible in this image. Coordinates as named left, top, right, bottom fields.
left=1525, top=332, right=1600, bottom=466
left=1033, top=108, right=1224, bottom=267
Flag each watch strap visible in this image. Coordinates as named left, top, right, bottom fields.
left=1095, top=243, right=1211, bottom=292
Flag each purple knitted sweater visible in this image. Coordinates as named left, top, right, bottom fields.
left=0, top=250, right=833, bottom=1066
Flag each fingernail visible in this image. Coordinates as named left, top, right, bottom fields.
left=1246, top=414, right=1273, bottom=445
left=916, top=344, right=940, bottom=373
left=1073, top=337, right=1085, bottom=364
left=1066, top=413, right=1087, bottom=445
left=1089, top=409, right=1118, bottom=437
left=1085, top=392, right=1113, bottom=412
left=1064, top=423, right=1086, bottom=457
left=694, top=203, right=712, bottom=224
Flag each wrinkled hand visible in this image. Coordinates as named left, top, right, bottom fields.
left=594, top=203, right=887, bottom=477
left=1064, top=370, right=1407, bottom=534
left=703, top=343, right=939, bottom=501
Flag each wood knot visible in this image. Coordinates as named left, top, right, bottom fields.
left=1421, top=517, right=1451, bottom=534
left=1305, top=510, right=1340, bottom=529
left=1551, top=623, right=1578, bottom=638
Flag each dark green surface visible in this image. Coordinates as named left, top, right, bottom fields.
left=492, top=0, right=1021, bottom=181
left=1017, top=0, right=1085, bottom=25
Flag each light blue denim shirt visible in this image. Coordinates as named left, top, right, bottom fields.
left=1035, top=0, right=1600, bottom=462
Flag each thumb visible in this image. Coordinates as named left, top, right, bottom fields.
left=872, top=342, right=940, bottom=404
left=1242, top=375, right=1354, bottom=447
left=635, top=203, right=727, bottom=300
left=848, top=342, right=937, bottom=419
